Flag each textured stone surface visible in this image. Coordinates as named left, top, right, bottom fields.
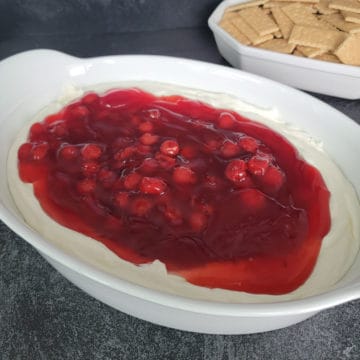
left=1, top=0, right=360, bottom=359
left=0, top=0, right=219, bottom=36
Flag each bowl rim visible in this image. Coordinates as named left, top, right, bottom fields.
left=1, top=49, right=360, bottom=317
left=208, top=0, right=360, bottom=77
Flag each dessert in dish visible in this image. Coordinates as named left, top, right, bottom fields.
left=8, top=82, right=360, bottom=303
left=220, top=0, right=360, bottom=65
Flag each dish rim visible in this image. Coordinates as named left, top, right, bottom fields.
left=1, top=49, right=360, bottom=317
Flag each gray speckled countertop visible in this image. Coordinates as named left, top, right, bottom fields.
left=1, top=1, right=360, bottom=359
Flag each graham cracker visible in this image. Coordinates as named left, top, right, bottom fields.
left=315, top=0, right=339, bottom=14
left=341, top=10, right=360, bottom=23
left=282, top=3, right=334, bottom=28
left=264, top=1, right=294, bottom=7
left=272, top=0, right=319, bottom=3
left=220, top=20, right=252, bottom=45
left=296, top=45, right=328, bottom=56
left=225, top=0, right=269, bottom=12
left=329, top=0, right=360, bottom=14
left=334, top=33, right=360, bottom=64
left=271, top=6, right=294, bottom=38
left=321, top=13, right=360, bottom=32
left=239, top=7, right=279, bottom=35
left=314, top=53, right=341, bottom=62
left=258, top=38, right=297, bottom=52
left=231, top=17, right=274, bottom=44
left=220, top=11, right=239, bottom=22
left=288, top=24, right=347, bottom=50
left=264, top=1, right=317, bottom=11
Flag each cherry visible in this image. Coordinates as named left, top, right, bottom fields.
left=220, top=140, right=239, bottom=158
left=261, top=166, right=285, bottom=193
left=189, top=211, right=207, bottom=232
left=140, top=177, right=167, bottom=195
left=137, top=144, right=152, bottom=155
left=173, top=166, right=197, bottom=185
left=247, top=155, right=270, bottom=176
left=238, top=188, right=266, bottom=212
left=81, top=161, right=100, bottom=177
left=81, top=144, right=103, bottom=160
left=123, top=172, right=142, bottom=190
left=239, top=137, right=258, bottom=153
left=114, top=146, right=136, bottom=160
left=139, top=133, right=159, bottom=145
left=58, top=145, right=79, bottom=161
left=18, top=143, right=32, bottom=161
left=180, top=145, right=197, bottom=159
left=155, top=152, right=176, bottom=169
left=114, top=192, right=129, bottom=208
left=139, top=158, right=158, bottom=175
left=70, top=105, right=90, bottom=119
left=130, top=197, right=153, bottom=216
left=30, top=122, right=46, bottom=138
left=138, top=121, right=154, bottom=133
left=225, top=159, right=247, bottom=184
left=30, top=142, right=49, bottom=161
left=218, top=112, right=236, bottom=129
left=160, top=204, right=183, bottom=225
left=204, top=138, right=221, bottom=153
left=82, top=93, right=99, bottom=106
left=98, top=168, right=116, bottom=187
left=48, top=120, right=68, bottom=138
left=77, top=179, right=96, bottom=194
left=160, top=140, right=179, bottom=157
left=146, top=108, right=161, bottom=119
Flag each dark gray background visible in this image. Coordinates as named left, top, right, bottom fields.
left=1, top=1, right=360, bottom=359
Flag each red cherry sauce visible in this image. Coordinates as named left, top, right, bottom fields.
left=17, top=88, right=330, bottom=295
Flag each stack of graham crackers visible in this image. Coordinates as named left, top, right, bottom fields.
left=219, top=0, right=360, bottom=65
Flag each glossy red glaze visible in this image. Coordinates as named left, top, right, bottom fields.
left=18, top=88, right=331, bottom=294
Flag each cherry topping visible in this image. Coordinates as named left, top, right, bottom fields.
left=18, top=88, right=331, bottom=295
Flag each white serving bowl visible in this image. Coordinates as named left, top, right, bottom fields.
left=1, top=49, right=360, bottom=334
left=208, top=0, right=360, bottom=99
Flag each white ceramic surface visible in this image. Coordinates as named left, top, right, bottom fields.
left=1, top=49, right=360, bottom=334
left=208, top=0, right=360, bottom=99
